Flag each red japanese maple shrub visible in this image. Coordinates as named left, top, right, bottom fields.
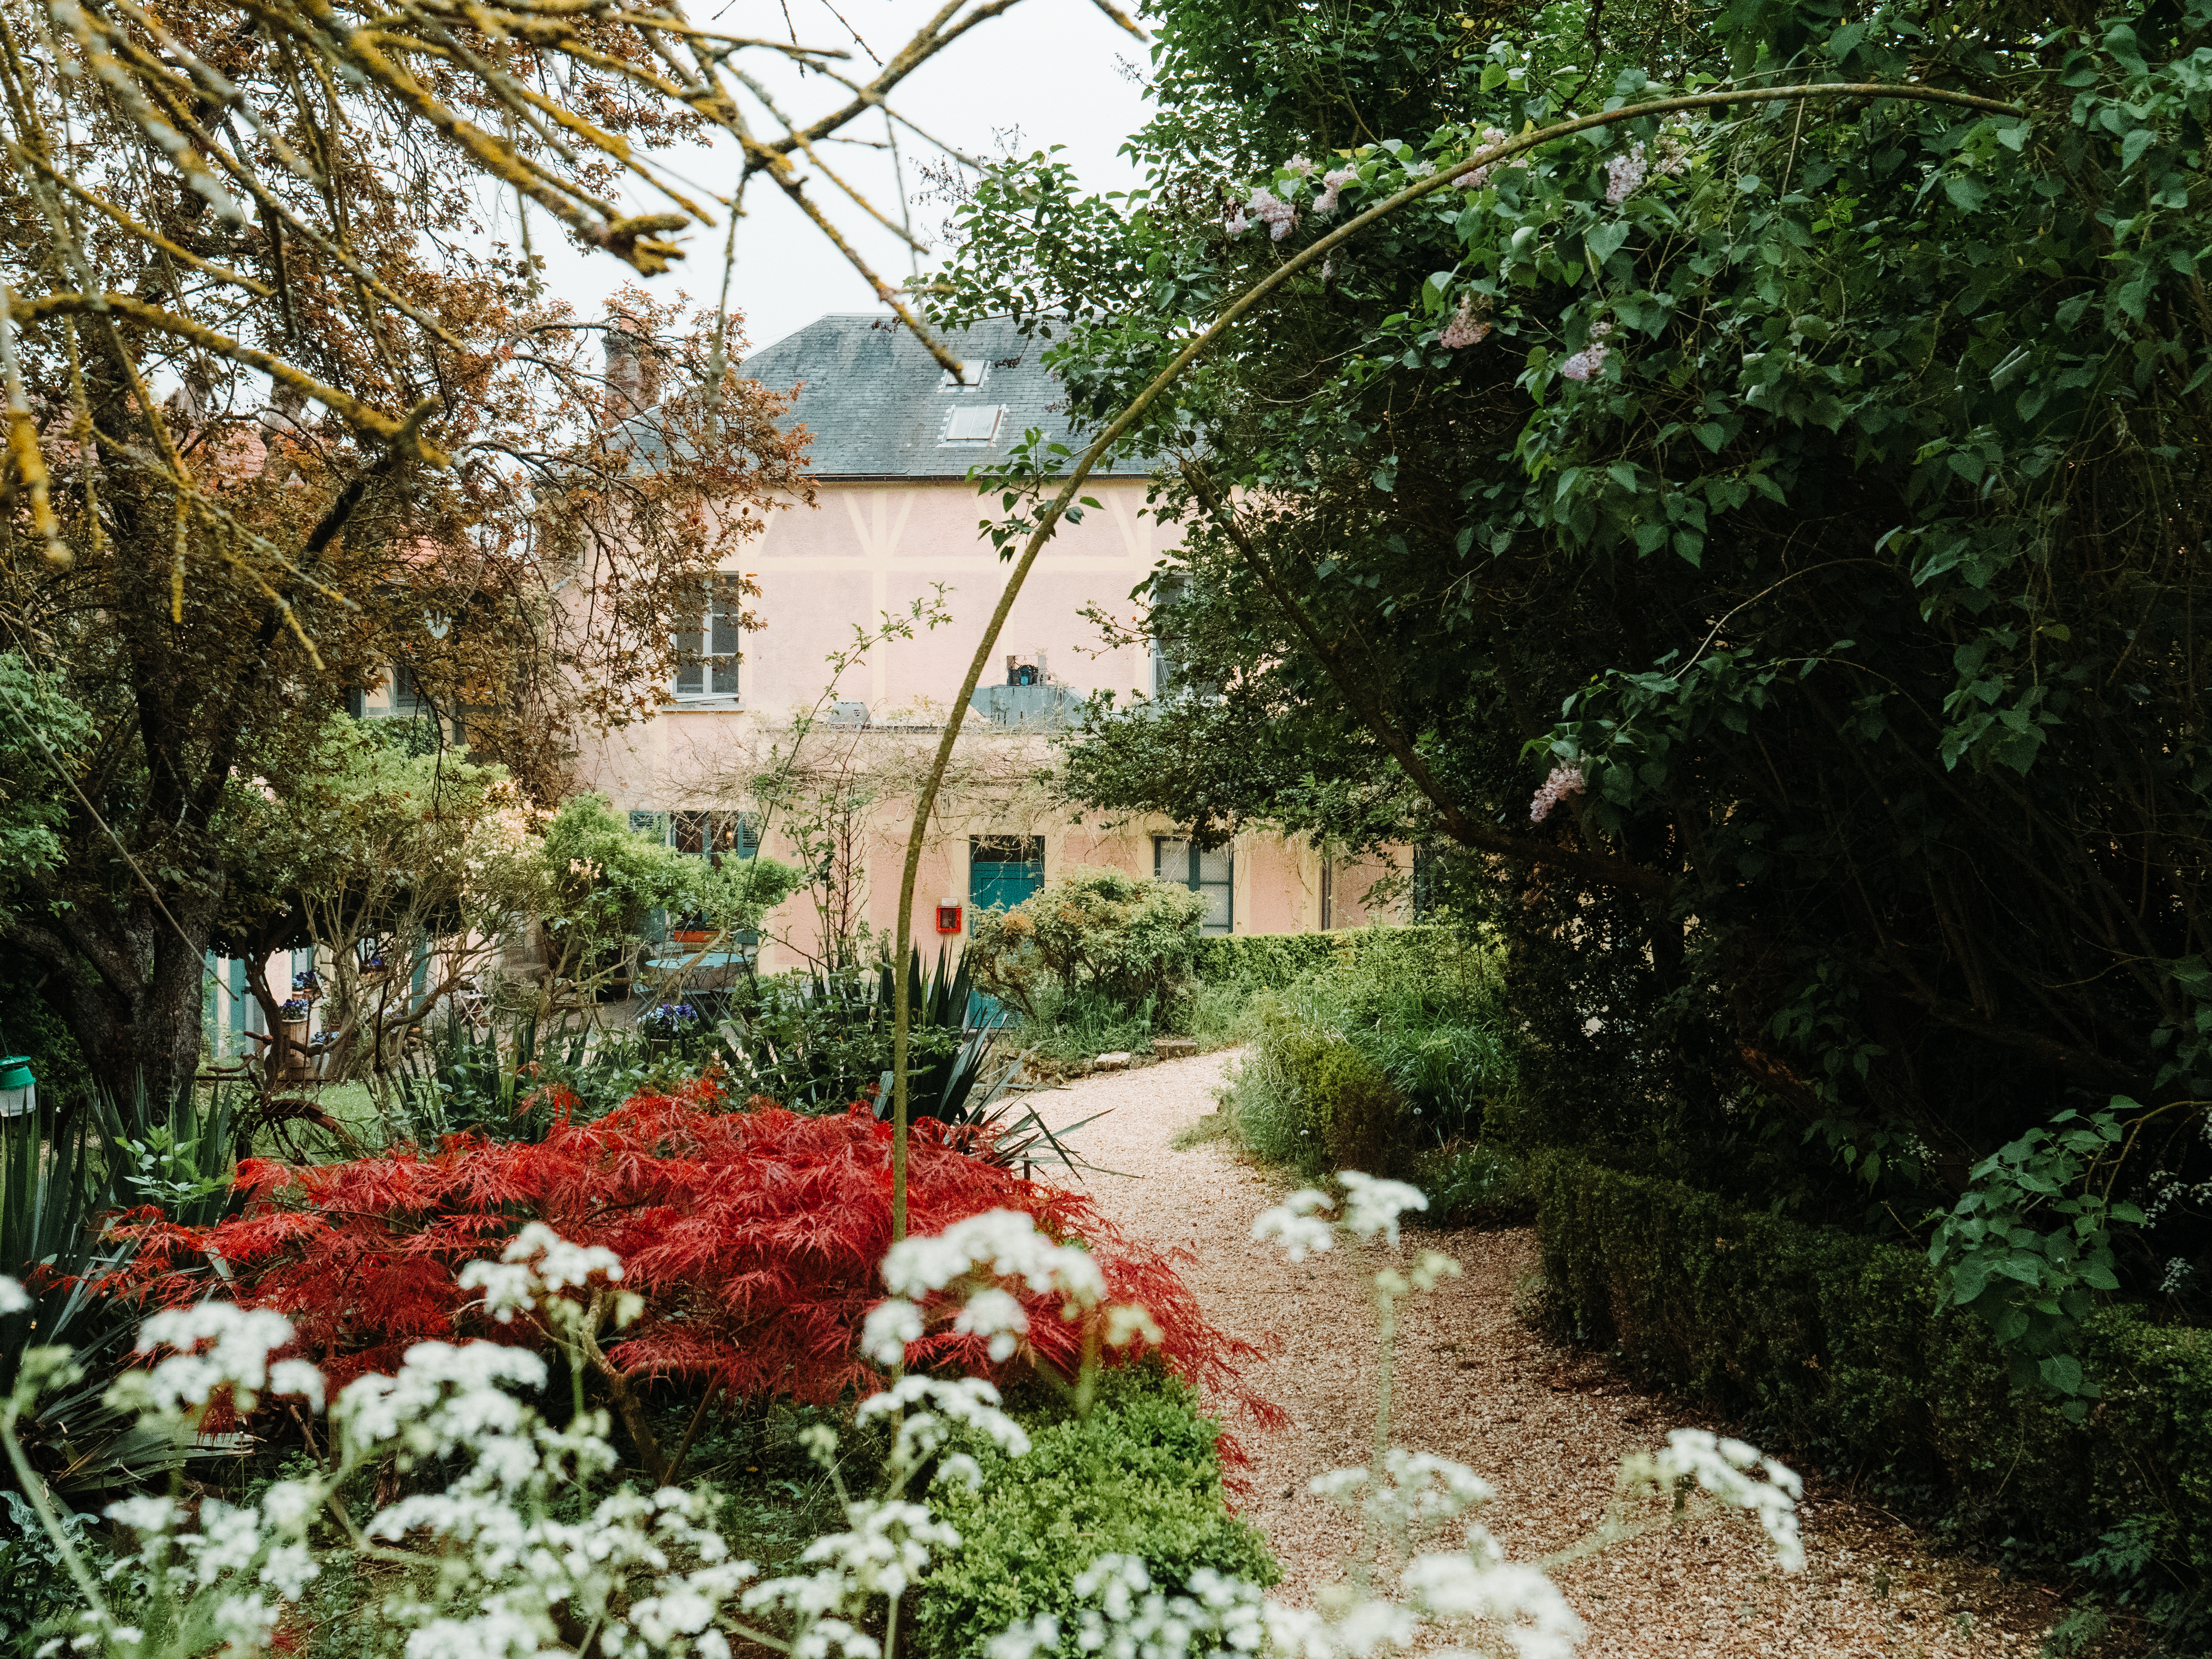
left=107, top=1077, right=1280, bottom=1432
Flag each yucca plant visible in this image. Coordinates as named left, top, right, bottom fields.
left=396, top=1007, right=598, bottom=1143
left=719, top=951, right=965, bottom=1113
left=3, top=1080, right=244, bottom=1505
left=867, top=949, right=1101, bottom=1173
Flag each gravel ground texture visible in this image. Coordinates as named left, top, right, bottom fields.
left=1037, top=1049, right=2138, bottom=1659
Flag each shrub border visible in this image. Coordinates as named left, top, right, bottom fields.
left=1528, top=1148, right=2212, bottom=1604
left=1193, top=926, right=1456, bottom=990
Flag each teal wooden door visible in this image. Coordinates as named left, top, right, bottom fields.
left=969, top=835, right=1044, bottom=920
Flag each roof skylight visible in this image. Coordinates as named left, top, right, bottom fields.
left=943, top=405, right=1004, bottom=443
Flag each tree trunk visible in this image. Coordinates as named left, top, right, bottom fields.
left=17, top=883, right=218, bottom=1118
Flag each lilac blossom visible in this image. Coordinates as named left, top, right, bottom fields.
left=1453, top=126, right=1512, bottom=189
left=1222, top=204, right=1250, bottom=237
left=1557, top=320, right=1614, bottom=383
left=1282, top=154, right=1317, bottom=176
left=1605, top=143, right=1648, bottom=205
left=1441, top=294, right=1491, bottom=350
left=1314, top=166, right=1357, bottom=216
left=1530, top=763, right=1586, bottom=822
left=1248, top=186, right=1298, bottom=241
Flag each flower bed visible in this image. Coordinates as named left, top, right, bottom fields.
left=105, top=1076, right=1279, bottom=1432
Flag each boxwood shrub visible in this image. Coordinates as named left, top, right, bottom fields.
left=1192, top=926, right=1460, bottom=989
left=1529, top=1148, right=2212, bottom=1632
left=914, top=1367, right=1277, bottom=1659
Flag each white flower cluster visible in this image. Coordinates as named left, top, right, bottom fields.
left=1246, top=186, right=1298, bottom=241
left=1310, top=1447, right=1495, bottom=1541
left=1253, top=1171, right=1431, bottom=1260
left=1605, top=144, right=1648, bottom=205
left=107, top=1300, right=326, bottom=1417
left=994, top=1535, right=1584, bottom=1659
left=1243, top=1172, right=1804, bottom=1659
left=457, top=1220, right=635, bottom=1328
left=985, top=1556, right=1268, bottom=1659
left=20, top=1236, right=766, bottom=1659
left=0, top=1272, right=30, bottom=1314
left=866, top=1206, right=1132, bottom=1366
left=4, top=1198, right=1810, bottom=1659
left=1227, top=156, right=1366, bottom=239
left=1633, top=1429, right=1806, bottom=1573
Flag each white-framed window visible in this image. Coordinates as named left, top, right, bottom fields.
left=1156, top=836, right=1233, bottom=935
left=938, top=361, right=989, bottom=389
left=941, top=404, right=1004, bottom=445
left=1149, top=573, right=1188, bottom=698
left=675, top=575, right=743, bottom=700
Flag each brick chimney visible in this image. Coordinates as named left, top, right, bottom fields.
left=602, top=312, right=662, bottom=419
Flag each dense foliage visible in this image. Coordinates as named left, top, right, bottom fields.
left=1226, top=929, right=1511, bottom=1173
left=917, top=1367, right=1279, bottom=1659
left=940, top=0, right=2212, bottom=1297
left=967, top=866, right=1208, bottom=1019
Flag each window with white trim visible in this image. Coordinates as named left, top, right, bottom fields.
left=1155, top=836, right=1233, bottom=935
left=675, top=575, right=743, bottom=699
left=937, top=361, right=989, bottom=389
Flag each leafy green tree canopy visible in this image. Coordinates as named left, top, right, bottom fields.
left=937, top=0, right=2212, bottom=1255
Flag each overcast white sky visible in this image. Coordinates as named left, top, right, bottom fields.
left=515, top=0, right=1155, bottom=359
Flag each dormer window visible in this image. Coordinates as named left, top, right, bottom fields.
left=942, top=404, right=1004, bottom=444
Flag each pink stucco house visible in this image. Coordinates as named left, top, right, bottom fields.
left=568, top=314, right=1395, bottom=971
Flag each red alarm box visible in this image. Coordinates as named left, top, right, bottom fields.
left=935, top=904, right=963, bottom=934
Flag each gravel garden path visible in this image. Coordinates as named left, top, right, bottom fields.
left=1038, top=1050, right=2118, bottom=1659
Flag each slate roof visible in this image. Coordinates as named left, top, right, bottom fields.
left=739, top=314, right=1142, bottom=480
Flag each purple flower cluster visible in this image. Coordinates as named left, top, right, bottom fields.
left=1453, top=127, right=1513, bottom=189
left=1529, top=763, right=1587, bottom=824
left=1248, top=186, right=1298, bottom=240
left=1558, top=320, right=1615, bottom=382
left=1441, top=293, right=1493, bottom=349
left=1314, top=166, right=1357, bottom=217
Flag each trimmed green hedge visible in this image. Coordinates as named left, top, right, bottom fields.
left=1530, top=1149, right=2212, bottom=1608
left=1193, top=926, right=1454, bottom=989
left=915, top=1368, right=1277, bottom=1659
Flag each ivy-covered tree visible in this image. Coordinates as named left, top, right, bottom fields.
left=937, top=0, right=2212, bottom=1275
